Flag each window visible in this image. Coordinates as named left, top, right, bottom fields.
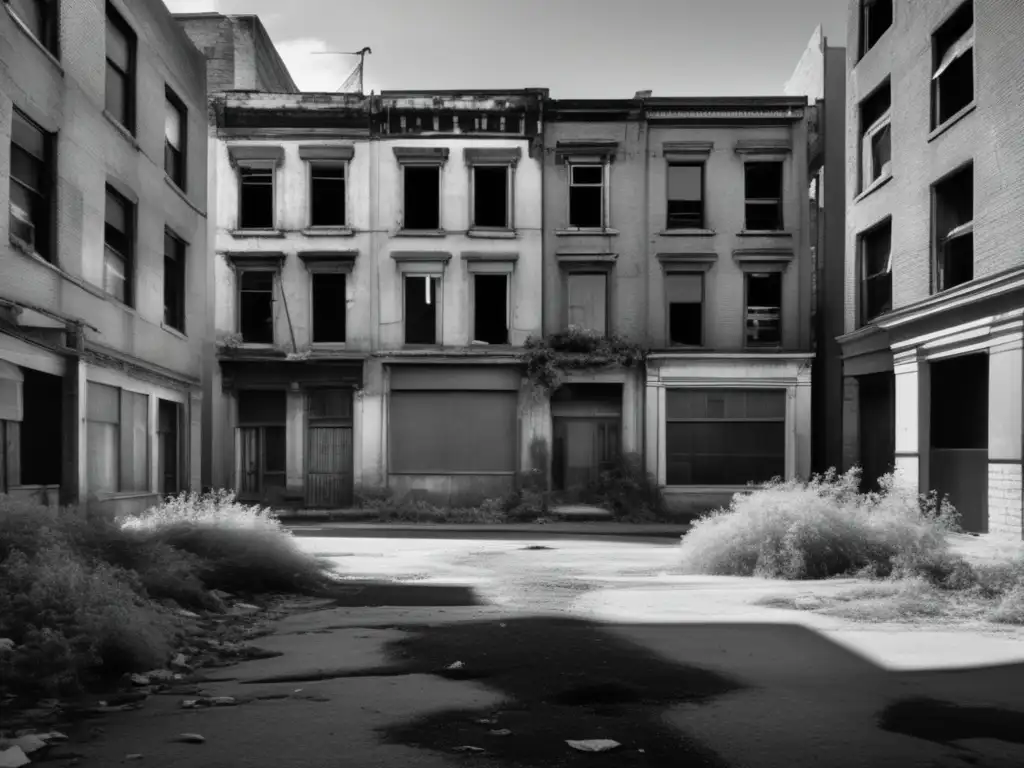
left=932, top=2, right=974, bottom=128
left=311, top=272, right=346, bottom=343
left=745, top=272, right=781, bottom=347
left=239, top=167, right=274, bottom=229
left=665, top=389, right=786, bottom=486
left=933, top=164, right=973, bottom=292
left=473, top=166, right=509, bottom=229
left=9, top=109, right=53, bottom=260
left=238, top=271, right=275, bottom=344
left=105, top=3, right=135, bottom=132
left=405, top=275, right=442, bottom=344
left=566, top=272, right=607, bottom=336
left=403, top=166, right=440, bottom=230
left=860, top=220, right=892, bottom=324
left=8, top=0, right=57, bottom=54
left=86, top=382, right=149, bottom=494
left=163, top=231, right=186, bottom=333
left=237, top=390, right=286, bottom=501
left=164, top=89, right=186, bottom=189
left=667, top=164, right=703, bottom=229
left=310, top=163, right=346, bottom=227
left=859, top=0, right=893, bottom=58
left=666, top=273, right=703, bottom=346
left=568, top=164, right=604, bottom=229
left=104, top=187, right=133, bottom=305
left=859, top=82, right=891, bottom=190
left=473, top=274, right=509, bottom=345
left=744, top=162, right=783, bottom=230
left=157, top=399, right=180, bottom=496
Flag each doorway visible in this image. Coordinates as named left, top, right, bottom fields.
left=305, top=388, right=353, bottom=508
left=157, top=399, right=181, bottom=496
left=551, top=383, right=622, bottom=494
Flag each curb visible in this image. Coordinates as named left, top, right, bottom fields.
left=282, top=521, right=692, bottom=539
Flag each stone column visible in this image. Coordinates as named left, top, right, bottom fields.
left=285, top=383, right=305, bottom=500
left=644, top=370, right=663, bottom=485
left=794, top=362, right=813, bottom=480
left=988, top=326, right=1023, bottom=540
left=893, top=348, right=930, bottom=494
left=621, top=369, right=640, bottom=458
left=60, top=357, right=87, bottom=506
left=841, top=375, right=860, bottom=474
left=189, top=390, right=203, bottom=492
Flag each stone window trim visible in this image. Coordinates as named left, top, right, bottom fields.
left=656, top=252, right=717, bottom=273
left=663, top=141, right=714, bottom=162
left=732, top=248, right=795, bottom=273
left=554, top=139, right=619, bottom=164
left=464, top=147, right=522, bottom=167
left=733, top=139, right=792, bottom=158
left=228, top=145, right=284, bottom=168
left=298, top=250, right=358, bottom=273
left=461, top=252, right=518, bottom=275
left=393, top=146, right=450, bottom=166
left=555, top=251, right=617, bottom=274
left=298, top=145, right=355, bottom=162
left=391, top=251, right=451, bottom=275
left=224, top=252, right=286, bottom=272
left=466, top=154, right=518, bottom=233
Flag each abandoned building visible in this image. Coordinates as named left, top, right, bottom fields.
left=0, top=0, right=209, bottom=511
left=840, top=0, right=1024, bottom=538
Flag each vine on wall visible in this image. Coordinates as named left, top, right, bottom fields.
left=519, top=326, right=648, bottom=391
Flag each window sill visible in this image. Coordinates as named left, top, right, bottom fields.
left=467, top=228, right=517, bottom=239
left=928, top=101, right=977, bottom=143
left=737, top=230, right=792, bottom=237
left=555, top=228, right=619, bottom=237
left=302, top=227, right=355, bottom=238
left=102, top=110, right=140, bottom=151
left=5, top=3, right=63, bottom=73
left=402, top=344, right=443, bottom=350
left=855, top=172, right=893, bottom=203
left=310, top=342, right=348, bottom=350
left=230, top=229, right=285, bottom=239
left=394, top=229, right=447, bottom=238
left=658, top=228, right=716, bottom=237
left=163, top=174, right=205, bottom=216
left=9, top=233, right=53, bottom=264
left=161, top=323, right=187, bottom=340
left=745, top=344, right=783, bottom=351
left=665, top=344, right=706, bottom=351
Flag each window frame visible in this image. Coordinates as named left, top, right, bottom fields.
left=743, top=270, right=783, bottom=349
left=394, top=147, right=449, bottom=233
left=742, top=161, right=784, bottom=232
left=85, top=381, right=151, bottom=495
left=564, top=270, right=610, bottom=336
left=8, top=108, right=55, bottom=262
left=858, top=218, right=893, bottom=326
left=664, top=271, right=705, bottom=348
left=163, top=229, right=187, bottom=334
left=467, top=263, right=514, bottom=346
left=930, top=1, right=976, bottom=131
left=104, top=2, right=136, bottom=134
left=566, top=161, right=607, bottom=230
left=859, top=81, right=892, bottom=192
left=403, top=273, right=444, bottom=346
left=931, top=163, right=975, bottom=293
left=103, top=185, right=134, bottom=306
left=308, top=160, right=348, bottom=229
left=236, top=268, right=278, bottom=345
left=237, top=163, right=277, bottom=231
left=7, top=0, right=59, bottom=56
left=859, top=0, right=894, bottom=60
left=164, top=86, right=187, bottom=192
left=309, top=270, right=348, bottom=345
left=665, top=162, right=705, bottom=230
left=470, top=164, right=514, bottom=232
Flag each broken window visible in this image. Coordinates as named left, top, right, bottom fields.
left=238, top=166, right=274, bottom=229
left=104, top=186, right=133, bottom=305
left=860, top=219, right=892, bottom=323
left=666, top=273, right=703, bottom=346
left=473, top=274, right=509, bottom=345
left=311, top=272, right=347, bottom=343
left=472, top=166, right=509, bottom=229
left=163, top=230, right=186, bottom=333
left=667, top=164, right=704, bottom=229
left=105, top=3, right=135, bottom=132
left=310, top=163, right=346, bottom=227
left=238, top=270, right=275, bottom=344
left=403, top=166, right=440, bottom=230
left=86, top=382, right=149, bottom=494
left=744, top=162, right=783, bottom=231
left=745, top=272, right=782, bottom=347
left=9, top=109, right=53, bottom=261
left=404, top=275, right=441, bottom=345
left=566, top=273, right=608, bottom=335
left=934, top=164, right=973, bottom=292
left=9, top=0, right=57, bottom=54
left=860, top=81, right=891, bottom=190
left=164, top=88, right=186, bottom=190
left=932, top=2, right=974, bottom=128
left=568, top=164, right=604, bottom=228
left=860, top=0, right=893, bottom=58
left=237, top=390, right=286, bottom=500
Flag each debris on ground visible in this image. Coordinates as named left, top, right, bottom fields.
left=125, top=754, right=144, bottom=761
left=177, top=609, right=200, bottom=619
left=566, top=739, right=621, bottom=752
left=129, top=674, right=151, bottom=687
left=169, top=654, right=190, bottom=670
left=181, top=697, right=237, bottom=709
left=1, top=734, right=47, bottom=754
left=452, top=746, right=485, bottom=753
left=0, top=746, right=29, bottom=768
left=0, top=639, right=14, bottom=653
left=174, top=733, right=205, bottom=744
left=444, top=661, right=464, bottom=670
left=231, top=603, right=261, bottom=614
left=794, top=595, right=825, bottom=610
left=488, top=729, right=512, bottom=736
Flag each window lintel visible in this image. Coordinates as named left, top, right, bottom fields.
left=299, top=144, right=354, bottom=161
left=464, top=147, right=521, bottom=167
left=733, top=248, right=794, bottom=272
left=657, top=252, right=717, bottom=272
left=225, top=251, right=285, bottom=271
left=228, top=145, right=284, bottom=168
left=393, top=146, right=450, bottom=166
left=299, top=250, right=358, bottom=272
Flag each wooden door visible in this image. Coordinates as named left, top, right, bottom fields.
left=553, top=417, right=620, bottom=491
left=305, top=388, right=353, bottom=508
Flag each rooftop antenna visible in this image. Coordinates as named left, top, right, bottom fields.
left=312, top=46, right=372, bottom=94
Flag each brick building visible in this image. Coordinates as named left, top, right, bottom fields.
left=0, top=0, right=209, bottom=512
left=840, top=0, right=1024, bottom=538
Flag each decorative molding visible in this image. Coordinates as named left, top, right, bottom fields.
left=732, top=248, right=794, bottom=271
left=298, top=250, right=358, bottom=272
left=663, top=141, right=714, bottom=161
left=555, top=251, right=617, bottom=272
left=227, top=145, right=284, bottom=167
left=734, top=138, right=792, bottom=155
left=656, top=252, right=717, bottom=271
left=461, top=252, right=519, bottom=262
left=391, top=251, right=452, bottom=263
left=554, top=139, right=619, bottom=163
left=298, top=144, right=355, bottom=161
left=464, top=147, right=522, bottom=166
left=647, top=108, right=803, bottom=121
left=393, top=146, right=450, bottom=165
left=223, top=251, right=286, bottom=270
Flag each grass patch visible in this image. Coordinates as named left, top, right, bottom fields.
left=0, top=491, right=334, bottom=697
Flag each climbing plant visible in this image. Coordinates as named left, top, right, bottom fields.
left=519, top=326, right=648, bottom=391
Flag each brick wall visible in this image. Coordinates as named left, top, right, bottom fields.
left=175, top=14, right=237, bottom=94
left=988, top=462, right=1023, bottom=540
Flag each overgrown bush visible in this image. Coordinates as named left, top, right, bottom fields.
left=678, top=468, right=960, bottom=579
left=579, top=453, right=665, bottom=520
left=521, top=327, right=647, bottom=391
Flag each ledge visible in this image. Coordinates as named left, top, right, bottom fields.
left=732, top=247, right=794, bottom=270
left=656, top=252, right=717, bottom=271
left=163, top=175, right=206, bottom=216
left=659, top=228, right=716, bottom=237
left=554, top=139, right=619, bottom=162
left=556, top=252, right=617, bottom=271
left=102, top=111, right=140, bottom=151
left=302, top=226, right=355, bottom=238
left=298, top=250, right=358, bottom=271
left=391, top=251, right=452, bottom=263
left=928, top=101, right=977, bottom=143
left=393, top=146, right=450, bottom=164
left=662, top=141, right=714, bottom=160
left=737, top=230, right=792, bottom=238
left=394, top=228, right=447, bottom=238
left=461, top=252, right=519, bottom=262
left=224, top=251, right=286, bottom=269
left=228, top=145, right=284, bottom=167
left=160, top=323, right=187, bottom=340
left=467, top=228, right=518, bottom=239
left=555, top=228, right=619, bottom=237
left=734, top=138, right=792, bottom=155
left=464, top=147, right=522, bottom=166
left=230, top=229, right=285, bottom=239
left=854, top=171, right=893, bottom=203
left=299, top=144, right=355, bottom=161
left=5, top=3, right=64, bottom=75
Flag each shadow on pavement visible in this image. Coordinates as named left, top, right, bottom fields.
left=317, top=581, right=481, bottom=607
left=879, top=696, right=1024, bottom=745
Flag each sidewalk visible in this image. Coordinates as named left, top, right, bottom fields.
left=284, top=520, right=692, bottom=539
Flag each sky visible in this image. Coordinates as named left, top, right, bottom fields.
left=165, top=0, right=849, bottom=97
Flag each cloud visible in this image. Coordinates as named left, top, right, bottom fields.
left=275, top=38, right=368, bottom=93
left=163, top=0, right=221, bottom=12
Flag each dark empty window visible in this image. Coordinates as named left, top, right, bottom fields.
left=237, top=390, right=286, bottom=500
left=103, top=187, right=133, bottom=305
left=860, top=220, right=892, bottom=324
left=932, top=2, right=974, bottom=128
left=105, top=3, right=135, bottom=132
left=569, top=164, right=603, bottom=228
left=860, top=82, right=891, bottom=190
left=745, top=272, right=781, bottom=347
left=744, top=163, right=783, bottom=231
left=310, top=163, right=346, bottom=227
left=239, top=271, right=275, bottom=344
left=311, top=272, right=346, bottom=343
left=473, top=274, right=508, bottom=345
left=405, top=275, right=441, bottom=345
left=666, top=273, right=703, bottom=346
left=164, top=89, right=186, bottom=189
left=667, top=164, right=703, bottom=229
left=163, top=231, right=186, bottom=333
left=9, top=0, right=57, bottom=54
left=473, top=166, right=509, bottom=229
left=860, top=0, right=893, bottom=58
left=934, top=164, right=973, bottom=292
left=403, top=166, right=440, bottom=230
left=9, top=109, right=53, bottom=261
left=239, top=167, right=274, bottom=229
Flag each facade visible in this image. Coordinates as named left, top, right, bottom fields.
left=1, top=0, right=209, bottom=513
left=785, top=26, right=848, bottom=478
left=542, top=97, right=814, bottom=513
left=840, top=0, right=1024, bottom=538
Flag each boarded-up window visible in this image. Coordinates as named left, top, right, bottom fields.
left=87, top=382, right=148, bottom=494
left=665, top=389, right=785, bottom=486
left=666, top=273, right=703, bottom=345
left=566, top=273, right=607, bottom=335
left=389, top=391, right=517, bottom=473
